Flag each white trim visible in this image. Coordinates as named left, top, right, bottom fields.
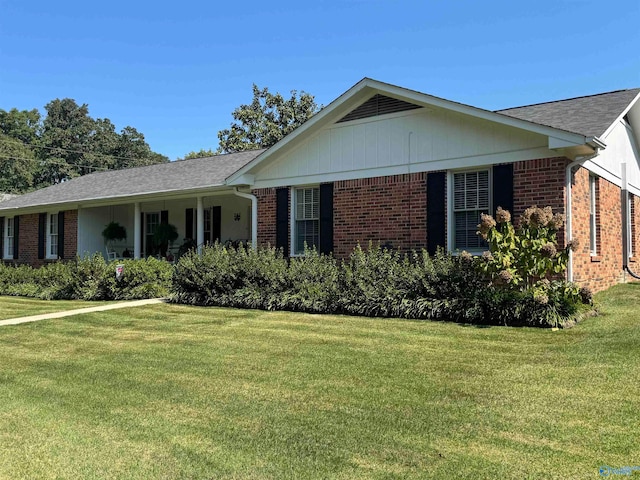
left=251, top=146, right=554, bottom=190
left=601, top=91, right=640, bottom=140
left=3, top=217, right=14, bottom=259
left=589, top=175, right=598, bottom=256
left=446, top=167, right=492, bottom=253
left=46, top=213, right=59, bottom=260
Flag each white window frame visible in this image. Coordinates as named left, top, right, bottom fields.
left=447, top=168, right=492, bottom=253
left=4, top=217, right=14, bottom=259
left=290, top=186, right=320, bottom=256
left=628, top=193, right=634, bottom=259
left=589, top=175, right=597, bottom=256
left=46, top=213, right=59, bottom=260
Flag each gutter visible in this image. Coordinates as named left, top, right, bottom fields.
left=232, top=188, right=258, bottom=249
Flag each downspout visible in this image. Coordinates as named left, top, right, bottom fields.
left=621, top=163, right=640, bottom=279
left=233, top=187, right=258, bottom=249
left=566, top=151, right=599, bottom=282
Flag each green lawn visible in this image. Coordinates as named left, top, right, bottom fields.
left=0, top=296, right=112, bottom=320
left=0, top=286, right=638, bottom=479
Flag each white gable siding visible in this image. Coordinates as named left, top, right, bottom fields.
left=586, top=119, right=640, bottom=195
left=252, top=109, right=553, bottom=188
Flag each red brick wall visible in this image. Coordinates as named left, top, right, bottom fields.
left=513, top=157, right=567, bottom=246
left=63, top=210, right=78, bottom=260
left=254, top=188, right=278, bottom=248
left=12, top=210, right=78, bottom=267
left=333, top=173, right=427, bottom=258
left=16, top=213, right=39, bottom=265
left=571, top=168, right=624, bottom=292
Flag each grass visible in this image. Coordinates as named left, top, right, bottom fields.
left=0, top=285, right=638, bottom=479
left=0, top=296, right=112, bottom=320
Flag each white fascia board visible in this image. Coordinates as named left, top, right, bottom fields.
left=601, top=91, right=640, bottom=140
left=250, top=146, right=555, bottom=190
left=580, top=159, right=640, bottom=197
left=363, top=79, right=590, bottom=145
left=226, top=173, right=255, bottom=186
left=0, top=185, right=235, bottom=216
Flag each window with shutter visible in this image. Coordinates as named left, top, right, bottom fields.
left=294, top=187, right=320, bottom=254
left=452, top=170, right=490, bottom=251
left=4, top=218, right=14, bottom=259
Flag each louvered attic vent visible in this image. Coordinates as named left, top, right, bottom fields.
left=337, top=94, right=422, bottom=123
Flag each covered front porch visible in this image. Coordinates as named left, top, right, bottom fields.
left=77, top=190, right=256, bottom=260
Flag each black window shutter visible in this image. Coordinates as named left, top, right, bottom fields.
left=319, top=183, right=334, bottom=255
left=57, top=211, right=65, bottom=259
left=37, top=213, right=46, bottom=259
left=427, top=172, right=447, bottom=255
left=276, top=188, right=290, bottom=256
left=185, top=208, right=194, bottom=239
left=13, top=216, right=19, bottom=259
left=161, top=210, right=169, bottom=225
left=212, top=206, right=221, bottom=243
left=492, top=164, right=514, bottom=216
left=0, top=217, right=4, bottom=260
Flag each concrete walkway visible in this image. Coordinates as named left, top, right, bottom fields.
left=0, top=298, right=167, bottom=326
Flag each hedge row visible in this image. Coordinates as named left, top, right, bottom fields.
left=0, top=255, right=172, bottom=300
left=170, top=243, right=590, bottom=327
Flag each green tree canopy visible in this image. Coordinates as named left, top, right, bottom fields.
left=217, top=84, right=319, bottom=153
left=0, top=98, right=169, bottom=192
left=178, top=149, right=217, bottom=160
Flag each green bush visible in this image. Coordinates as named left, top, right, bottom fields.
left=0, top=255, right=172, bottom=301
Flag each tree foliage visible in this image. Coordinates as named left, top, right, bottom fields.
left=217, top=84, right=319, bottom=153
left=0, top=99, right=168, bottom=193
left=178, top=149, right=217, bottom=161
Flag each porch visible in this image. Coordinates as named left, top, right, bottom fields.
left=77, top=191, right=255, bottom=260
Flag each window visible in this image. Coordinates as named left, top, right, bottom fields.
left=589, top=175, right=598, bottom=255
left=47, top=213, right=58, bottom=259
left=145, top=212, right=160, bottom=256
left=629, top=193, right=635, bottom=258
left=4, top=217, right=14, bottom=259
left=452, top=170, right=490, bottom=250
left=294, top=187, right=319, bottom=254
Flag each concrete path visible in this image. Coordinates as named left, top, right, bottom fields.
left=0, top=298, right=167, bottom=327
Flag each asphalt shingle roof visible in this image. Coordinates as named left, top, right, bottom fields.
left=496, top=88, right=640, bottom=138
left=0, top=149, right=265, bottom=211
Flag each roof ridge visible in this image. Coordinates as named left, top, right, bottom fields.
left=496, top=88, right=640, bottom=112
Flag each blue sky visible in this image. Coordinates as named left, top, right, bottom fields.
left=1, top=0, right=638, bottom=160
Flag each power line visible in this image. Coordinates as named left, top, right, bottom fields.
left=0, top=136, right=164, bottom=168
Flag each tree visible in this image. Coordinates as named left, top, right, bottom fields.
left=179, top=149, right=216, bottom=160
left=0, top=108, right=41, bottom=145
left=0, top=133, right=37, bottom=193
left=217, top=84, right=319, bottom=153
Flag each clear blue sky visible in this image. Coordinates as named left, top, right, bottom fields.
left=1, top=0, right=638, bottom=160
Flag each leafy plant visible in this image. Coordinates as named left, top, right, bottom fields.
left=153, top=223, right=179, bottom=256
left=101, top=221, right=127, bottom=243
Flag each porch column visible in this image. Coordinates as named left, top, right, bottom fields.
left=134, top=202, right=141, bottom=259
left=196, top=196, right=204, bottom=254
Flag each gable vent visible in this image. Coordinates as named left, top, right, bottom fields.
left=337, top=94, right=422, bottom=123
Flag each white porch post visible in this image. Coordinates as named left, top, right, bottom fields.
left=134, top=202, right=141, bottom=259
left=196, top=196, right=204, bottom=254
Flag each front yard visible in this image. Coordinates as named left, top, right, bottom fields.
left=0, top=297, right=111, bottom=321
left=0, top=285, right=638, bottom=479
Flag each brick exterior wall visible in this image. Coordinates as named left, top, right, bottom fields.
left=570, top=168, right=625, bottom=292
left=10, top=210, right=78, bottom=267
left=333, top=173, right=427, bottom=258
left=16, top=213, right=39, bottom=266
left=254, top=188, right=278, bottom=248
left=513, top=157, right=568, bottom=246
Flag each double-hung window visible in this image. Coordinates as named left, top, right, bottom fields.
left=452, top=170, right=490, bottom=251
left=589, top=175, right=598, bottom=256
left=145, top=212, right=160, bottom=256
left=47, top=213, right=58, bottom=259
left=294, top=187, right=320, bottom=254
left=4, top=217, right=14, bottom=259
